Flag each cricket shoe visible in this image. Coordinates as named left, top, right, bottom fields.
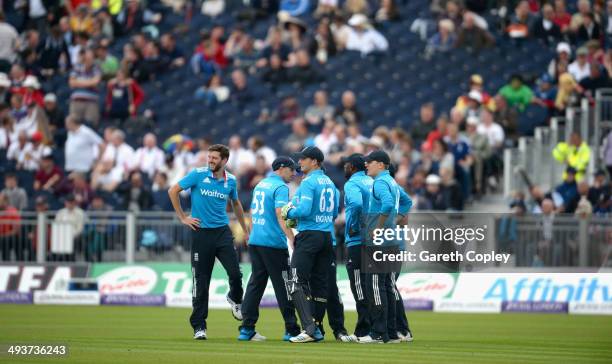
left=238, top=328, right=266, bottom=341
left=337, top=334, right=358, bottom=342
left=282, top=332, right=291, bottom=341
left=226, top=295, right=243, bottom=321
left=397, top=331, right=414, bottom=342
left=386, top=338, right=401, bottom=344
left=193, top=329, right=207, bottom=340
left=358, top=335, right=383, bottom=344
left=290, top=328, right=324, bottom=343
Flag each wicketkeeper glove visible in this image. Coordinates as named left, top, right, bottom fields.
left=281, top=202, right=294, bottom=220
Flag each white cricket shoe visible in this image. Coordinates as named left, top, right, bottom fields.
left=193, top=329, right=207, bottom=340
left=358, top=335, right=383, bottom=344
left=337, top=334, right=358, bottom=342
left=289, top=331, right=316, bottom=343
left=226, top=295, right=243, bottom=321
left=251, top=332, right=267, bottom=341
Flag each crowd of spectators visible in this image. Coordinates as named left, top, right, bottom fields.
left=0, top=0, right=612, bottom=262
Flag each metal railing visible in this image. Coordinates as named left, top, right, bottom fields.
left=0, top=211, right=609, bottom=268
left=504, top=88, right=612, bottom=196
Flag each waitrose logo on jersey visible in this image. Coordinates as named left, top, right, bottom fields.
left=200, top=189, right=227, bottom=199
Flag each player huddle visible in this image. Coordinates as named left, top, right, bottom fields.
left=169, top=144, right=413, bottom=344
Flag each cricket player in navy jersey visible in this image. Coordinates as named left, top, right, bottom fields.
left=341, top=153, right=373, bottom=340
left=388, top=164, right=414, bottom=342
left=360, top=150, right=412, bottom=344
left=321, top=185, right=356, bottom=342
left=280, top=146, right=337, bottom=343
left=168, top=144, right=250, bottom=340
left=238, top=157, right=301, bottom=342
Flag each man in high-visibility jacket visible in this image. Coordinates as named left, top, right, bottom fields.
left=552, top=132, right=591, bottom=181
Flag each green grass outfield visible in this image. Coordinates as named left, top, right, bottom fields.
left=1, top=305, right=612, bottom=364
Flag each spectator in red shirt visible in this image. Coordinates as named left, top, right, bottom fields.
left=552, top=0, right=571, bottom=33
left=0, top=192, right=21, bottom=261
left=422, top=115, right=448, bottom=153
left=34, top=154, right=64, bottom=193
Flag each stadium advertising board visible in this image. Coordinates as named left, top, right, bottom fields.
left=0, top=264, right=89, bottom=293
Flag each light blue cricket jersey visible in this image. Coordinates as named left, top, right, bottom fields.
left=287, top=169, right=338, bottom=232
left=178, top=167, right=238, bottom=228
left=249, top=174, right=290, bottom=249
left=344, top=171, right=373, bottom=247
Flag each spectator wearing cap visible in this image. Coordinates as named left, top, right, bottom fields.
left=21, top=75, right=44, bottom=107
left=455, top=11, right=494, bottom=51
left=576, top=12, right=601, bottom=45
left=105, top=67, right=145, bottom=120
left=552, top=132, right=591, bottom=181
left=19, top=131, right=52, bottom=171
left=335, top=90, right=362, bottom=125
left=554, top=167, right=579, bottom=212
left=43, top=93, right=65, bottom=135
left=344, top=14, right=389, bottom=56
left=418, top=174, right=446, bottom=210
left=547, top=42, right=572, bottom=80
left=1, top=173, right=28, bottom=211
left=64, top=116, right=104, bottom=173
left=69, top=48, right=102, bottom=126
left=533, top=73, right=558, bottom=113
left=426, top=19, right=456, bottom=55
left=568, top=47, right=591, bottom=82
left=497, top=74, right=534, bottom=112
left=0, top=11, right=18, bottom=73
left=455, top=75, right=496, bottom=114
left=34, top=154, right=64, bottom=192
left=531, top=3, right=562, bottom=44
left=588, top=170, right=611, bottom=214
